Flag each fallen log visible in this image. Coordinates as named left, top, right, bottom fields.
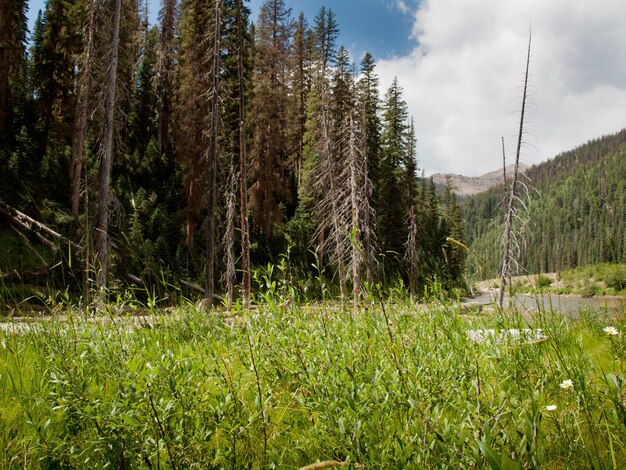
left=0, top=202, right=83, bottom=253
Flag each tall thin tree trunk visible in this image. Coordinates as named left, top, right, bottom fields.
left=70, top=0, right=97, bottom=216
left=205, top=0, right=221, bottom=304
left=95, top=0, right=122, bottom=295
left=236, top=0, right=251, bottom=306
left=406, top=206, right=418, bottom=300
left=348, top=111, right=362, bottom=306
left=498, top=33, right=531, bottom=309
left=320, top=91, right=346, bottom=299
left=225, top=172, right=236, bottom=308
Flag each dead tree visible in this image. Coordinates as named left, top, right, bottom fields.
left=95, top=0, right=122, bottom=295
left=204, top=0, right=221, bottom=305
left=348, top=110, right=363, bottom=305
left=225, top=170, right=237, bottom=308
left=236, top=0, right=251, bottom=306
left=498, top=33, right=531, bottom=308
left=69, top=0, right=97, bottom=216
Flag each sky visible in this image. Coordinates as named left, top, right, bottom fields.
left=26, top=0, right=626, bottom=176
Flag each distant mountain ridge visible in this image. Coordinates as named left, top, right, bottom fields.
left=431, top=163, right=530, bottom=197
left=462, top=129, right=626, bottom=279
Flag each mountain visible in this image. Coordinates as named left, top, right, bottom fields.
left=462, top=129, right=626, bottom=279
left=431, top=163, right=530, bottom=197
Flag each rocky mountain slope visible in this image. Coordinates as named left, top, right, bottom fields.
left=431, top=163, right=530, bottom=197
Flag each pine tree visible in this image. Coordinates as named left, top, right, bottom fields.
left=379, top=77, right=409, bottom=272
left=0, top=0, right=27, bottom=134
left=175, top=0, right=213, bottom=249
left=442, top=175, right=466, bottom=289
left=249, top=0, right=294, bottom=242
left=289, top=11, right=313, bottom=188
left=356, top=52, right=380, bottom=281
left=312, top=6, right=338, bottom=78
left=156, top=0, right=178, bottom=156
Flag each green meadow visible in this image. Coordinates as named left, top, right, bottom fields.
left=1, top=293, right=625, bottom=469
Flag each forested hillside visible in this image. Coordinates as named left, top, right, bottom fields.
left=464, top=129, right=626, bottom=279
left=0, top=0, right=466, bottom=304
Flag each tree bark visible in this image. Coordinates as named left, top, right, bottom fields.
left=69, top=0, right=97, bottom=216
left=205, top=0, right=221, bottom=304
left=95, top=0, right=122, bottom=295
left=498, top=33, right=531, bottom=309
left=236, top=0, right=251, bottom=306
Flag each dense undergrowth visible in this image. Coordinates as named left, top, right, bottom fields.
left=1, top=293, right=626, bottom=468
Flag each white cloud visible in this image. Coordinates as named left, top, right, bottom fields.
left=377, top=0, right=626, bottom=176
left=394, top=0, right=411, bottom=15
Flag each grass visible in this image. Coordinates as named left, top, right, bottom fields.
left=1, top=295, right=626, bottom=468
left=492, top=263, right=626, bottom=297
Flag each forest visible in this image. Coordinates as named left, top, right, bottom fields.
left=3, top=2, right=626, bottom=468
left=463, top=129, right=626, bottom=280
left=0, top=0, right=467, bottom=306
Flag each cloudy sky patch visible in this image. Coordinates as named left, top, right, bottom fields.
left=378, top=0, right=626, bottom=175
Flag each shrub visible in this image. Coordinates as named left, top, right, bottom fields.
left=605, top=267, right=626, bottom=291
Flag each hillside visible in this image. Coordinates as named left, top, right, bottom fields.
left=463, top=129, right=626, bottom=279
left=431, top=163, right=530, bottom=197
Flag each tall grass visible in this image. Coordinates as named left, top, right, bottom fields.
left=1, top=296, right=625, bottom=468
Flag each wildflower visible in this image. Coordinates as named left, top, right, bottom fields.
left=560, top=379, right=573, bottom=390
left=603, top=326, right=620, bottom=336
left=544, top=405, right=557, bottom=411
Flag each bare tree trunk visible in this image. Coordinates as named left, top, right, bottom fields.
left=320, top=93, right=346, bottom=299
left=205, top=0, right=221, bottom=304
left=225, top=172, right=236, bottom=308
left=348, top=111, right=362, bottom=306
left=498, top=33, right=531, bottom=309
left=70, top=0, right=97, bottom=216
left=406, top=206, right=418, bottom=301
left=236, top=0, right=251, bottom=306
left=95, top=0, right=122, bottom=295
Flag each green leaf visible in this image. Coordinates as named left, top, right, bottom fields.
left=476, top=439, right=501, bottom=470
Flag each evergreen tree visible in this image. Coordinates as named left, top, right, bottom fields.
left=175, top=0, right=213, bottom=249
left=289, top=11, right=313, bottom=189
left=312, top=6, right=338, bottom=78
left=156, top=0, right=178, bottom=157
left=249, top=0, right=294, bottom=243
left=0, top=0, right=28, bottom=134
left=378, top=77, right=409, bottom=272
left=441, top=175, right=466, bottom=289
left=356, top=52, right=380, bottom=280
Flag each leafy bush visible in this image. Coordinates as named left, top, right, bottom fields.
left=605, top=267, right=626, bottom=291
left=535, top=274, right=552, bottom=289
left=1, top=301, right=625, bottom=468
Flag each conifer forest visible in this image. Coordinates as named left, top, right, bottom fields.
left=2, top=1, right=626, bottom=468
left=0, top=0, right=467, bottom=304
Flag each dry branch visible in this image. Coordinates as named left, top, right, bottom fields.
left=0, top=202, right=83, bottom=253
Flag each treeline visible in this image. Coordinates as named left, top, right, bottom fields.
left=464, top=130, right=626, bottom=279
left=0, top=0, right=466, bottom=303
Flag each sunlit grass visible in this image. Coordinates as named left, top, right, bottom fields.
left=1, top=296, right=625, bottom=468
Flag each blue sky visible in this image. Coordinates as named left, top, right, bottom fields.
left=25, top=0, right=626, bottom=176
left=27, top=0, right=417, bottom=61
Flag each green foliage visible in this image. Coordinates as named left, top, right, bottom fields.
left=464, top=130, right=626, bottom=279
left=1, top=301, right=626, bottom=467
